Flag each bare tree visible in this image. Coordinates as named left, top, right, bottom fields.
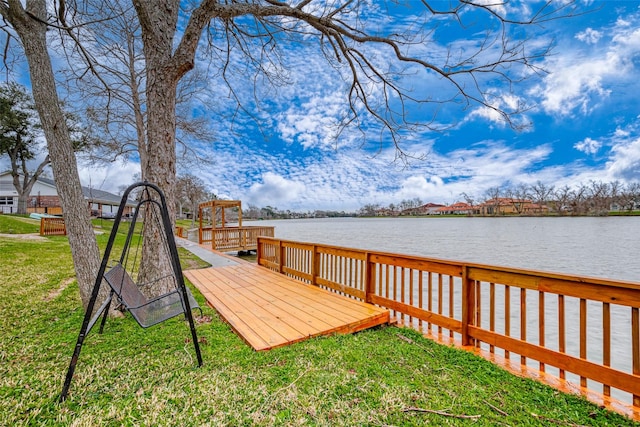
left=504, top=183, right=530, bottom=214
left=587, top=180, right=610, bottom=216
left=569, top=183, right=590, bottom=216
left=460, top=192, right=476, bottom=216
left=244, top=203, right=261, bottom=220
left=58, top=1, right=212, bottom=173
left=531, top=180, right=554, bottom=210
left=619, top=182, right=640, bottom=214
left=176, top=174, right=209, bottom=227
left=550, top=185, right=569, bottom=216
left=359, top=203, right=379, bottom=217
left=122, top=0, right=579, bottom=220
left=608, top=180, right=623, bottom=212
left=483, top=186, right=503, bottom=216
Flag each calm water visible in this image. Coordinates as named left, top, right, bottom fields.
left=256, top=216, right=640, bottom=283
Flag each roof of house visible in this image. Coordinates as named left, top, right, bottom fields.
left=39, top=176, right=135, bottom=206
left=1, top=171, right=134, bottom=206
left=437, top=202, right=474, bottom=212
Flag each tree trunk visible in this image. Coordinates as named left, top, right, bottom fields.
left=16, top=189, right=31, bottom=214
left=11, top=154, right=49, bottom=215
left=4, top=0, right=101, bottom=309
left=133, top=0, right=181, bottom=296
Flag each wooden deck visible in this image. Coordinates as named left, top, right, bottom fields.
left=184, top=263, right=390, bottom=351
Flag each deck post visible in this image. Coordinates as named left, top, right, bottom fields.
left=278, top=240, right=285, bottom=274
left=198, top=205, right=203, bottom=244
left=364, top=252, right=374, bottom=304
left=257, top=237, right=263, bottom=264
left=311, top=245, right=319, bottom=287
left=633, top=307, right=640, bottom=407
left=461, top=265, right=475, bottom=347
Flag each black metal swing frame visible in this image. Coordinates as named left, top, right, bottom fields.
left=60, top=182, right=202, bottom=401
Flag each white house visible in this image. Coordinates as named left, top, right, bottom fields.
left=0, top=170, right=135, bottom=216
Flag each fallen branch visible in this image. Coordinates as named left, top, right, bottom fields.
left=396, top=333, right=434, bottom=355
left=403, top=407, right=481, bottom=420
left=484, top=400, right=509, bottom=416
left=397, top=333, right=414, bottom=344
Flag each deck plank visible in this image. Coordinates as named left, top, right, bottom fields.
left=184, top=263, right=390, bottom=351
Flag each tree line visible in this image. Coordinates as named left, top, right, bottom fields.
left=358, top=180, right=640, bottom=217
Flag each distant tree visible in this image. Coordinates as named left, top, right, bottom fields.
left=460, top=192, right=476, bottom=216
left=586, top=180, right=611, bottom=215
left=504, top=183, right=530, bottom=214
left=569, top=184, right=589, bottom=215
left=359, top=204, right=380, bottom=217
left=483, top=187, right=503, bottom=216
left=244, top=204, right=261, bottom=220
left=619, top=182, right=640, bottom=213
left=531, top=181, right=554, bottom=213
left=176, top=174, right=209, bottom=227
left=261, top=206, right=277, bottom=220
left=412, top=198, right=424, bottom=213
left=552, top=185, right=573, bottom=216
left=609, top=180, right=623, bottom=210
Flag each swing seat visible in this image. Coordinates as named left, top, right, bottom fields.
left=104, top=263, right=201, bottom=328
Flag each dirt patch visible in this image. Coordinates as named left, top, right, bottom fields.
left=0, top=233, right=47, bottom=241
left=44, top=277, right=76, bottom=302
left=183, top=258, right=205, bottom=270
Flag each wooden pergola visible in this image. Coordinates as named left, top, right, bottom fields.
left=198, top=199, right=244, bottom=229
left=198, top=200, right=274, bottom=253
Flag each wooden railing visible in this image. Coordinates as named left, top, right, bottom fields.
left=257, top=237, right=640, bottom=416
left=200, top=226, right=275, bottom=252
left=175, top=226, right=187, bottom=238
left=40, top=217, right=66, bottom=236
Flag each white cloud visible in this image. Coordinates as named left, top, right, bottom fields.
left=276, top=91, right=347, bottom=149
left=534, top=54, right=617, bottom=115
left=78, top=159, right=140, bottom=195
left=553, top=120, right=640, bottom=185
left=246, top=172, right=306, bottom=208
left=575, top=28, right=602, bottom=44
left=189, top=135, right=567, bottom=212
left=392, top=175, right=445, bottom=202
left=605, top=122, right=640, bottom=181
left=574, top=137, right=602, bottom=155
left=467, top=92, right=530, bottom=129
left=607, top=137, right=640, bottom=181
left=534, top=15, right=640, bottom=116
left=471, top=0, right=507, bottom=16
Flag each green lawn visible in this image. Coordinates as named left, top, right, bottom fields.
left=0, top=214, right=40, bottom=234
left=0, top=223, right=638, bottom=426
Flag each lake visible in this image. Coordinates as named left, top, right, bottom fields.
left=255, top=216, right=640, bottom=283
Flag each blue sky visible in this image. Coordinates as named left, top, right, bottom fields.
left=4, top=1, right=640, bottom=212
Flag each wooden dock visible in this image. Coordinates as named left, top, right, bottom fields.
left=184, top=263, right=390, bottom=351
